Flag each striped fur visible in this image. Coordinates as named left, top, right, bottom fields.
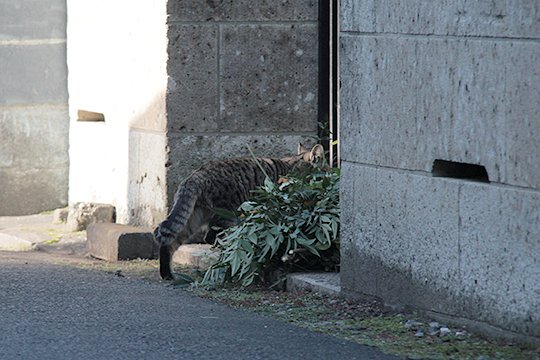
left=154, top=144, right=324, bottom=280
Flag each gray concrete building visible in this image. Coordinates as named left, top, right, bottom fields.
left=0, top=0, right=69, bottom=215
left=339, top=1, right=539, bottom=343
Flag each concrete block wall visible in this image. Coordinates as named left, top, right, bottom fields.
left=165, top=0, right=319, bottom=203
left=0, top=0, right=68, bottom=215
left=340, top=1, right=540, bottom=342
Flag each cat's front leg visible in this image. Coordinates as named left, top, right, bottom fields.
left=159, top=245, right=175, bottom=280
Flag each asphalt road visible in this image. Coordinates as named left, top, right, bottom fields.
left=0, top=255, right=398, bottom=360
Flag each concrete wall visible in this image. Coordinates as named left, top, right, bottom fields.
left=340, top=1, right=540, bottom=342
left=67, top=1, right=169, bottom=226
left=0, top=0, right=69, bottom=215
left=165, top=0, right=319, bottom=203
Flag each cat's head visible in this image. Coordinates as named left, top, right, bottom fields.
left=281, top=143, right=325, bottom=169
left=297, top=143, right=325, bottom=163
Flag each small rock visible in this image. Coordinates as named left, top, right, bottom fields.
left=455, top=330, right=468, bottom=337
left=429, top=321, right=439, bottom=328
left=404, top=320, right=423, bottom=329
left=414, top=330, right=424, bottom=337
left=440, top=327, right=451, bottom=336
left=52, top=208, right=69, bottom=224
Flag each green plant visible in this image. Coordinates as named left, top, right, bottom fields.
left=204, top=166, right=340, bottom=287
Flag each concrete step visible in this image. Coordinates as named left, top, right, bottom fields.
left=173, top=244, right=220, bottom=269
left=286, top=272, right=341, bottom=296
left=87, top=223, right=156, bottom=261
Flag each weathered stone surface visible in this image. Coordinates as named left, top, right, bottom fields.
left=66, top=203, right=116, bottom=232
left=504, top=42, right=540, bottom=189
left=340, top=0, right=540, bottom=38
left=340, top=162, right=540, bottom=338
left=87, top=223, right=156, bottom=261
left=166, top=134, right=317, bottom=206
left=52, top=208, right=68, bottom=224
left=0, top=44, right=67, bottom=105
left=167, top=24, right=218, bottom=133
left=0, top=105, right=68, bottom=215
left=340, top=34, right=540, bottom=189
left=168, top=0, right=317, bottom=22
left=340, top=163, right=462, bottom=313
left=172, top=244, right=219, bottom=269
left=0, top=168, right=68, bottom=216
left=220, top=24, right=318, bottom=132
left=458, top=183, right=540, bottom=337
left=0, top=105, right=69, bottom=168
left=0, top=0, right=66, bottom=40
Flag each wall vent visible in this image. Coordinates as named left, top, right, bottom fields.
left=77, top=110, right=105, bottom=122
left=432, top=160, right=489, bottom=183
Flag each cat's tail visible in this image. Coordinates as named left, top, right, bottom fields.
left=153, top=181, right=200, bottom=246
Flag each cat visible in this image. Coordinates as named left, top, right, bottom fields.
left=153, top=144, right=324, bottom=280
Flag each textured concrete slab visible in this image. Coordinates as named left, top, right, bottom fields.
left=168, top=0, right=317, bottom=22
left=167, top=24, right=218, bottom=133
left=287, top=272, right=341, bottom=296
left=87, top=223, right=156, bottom=261
left=458, top=183, right=540, bottom=337
left=172, top=244, right=219, bottom=269
left=220, top=24, right=318, bottom=132
left=0, top=105, right=68, bottom=215
left=340, top=34, right=540, bottom=189
left=340, top=0, right=540, bottom=38
left=0, top=0, right=66, bottom=40
left=0, top=44, right=67, bottom=105
left=340, top=162, right=540, bottom=339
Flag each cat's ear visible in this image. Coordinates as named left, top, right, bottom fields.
left=310, top=144, right=325, bottom=162
left=298, top=143, right=309, bottom=154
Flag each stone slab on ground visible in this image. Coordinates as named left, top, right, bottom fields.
left=172, top=244, right=220, bottom=269
left=87, top=223, right=156, bottom=261
left=286, top=272, right=341, bottom=296
left=0, top=233, right=34, bottom=251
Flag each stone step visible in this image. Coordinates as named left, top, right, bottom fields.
left=286, top=272, right=341, bottom=296
left=172, top=244, right=220, bottom=269
left=87, top=223, right=156, bottom=261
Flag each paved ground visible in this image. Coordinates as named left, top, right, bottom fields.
left=0, top=214, right=398, bottom=360
left=0, top=255, right=398, bottom=360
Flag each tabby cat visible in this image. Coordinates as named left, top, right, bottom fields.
left=154, top=144, right=324, bottom=280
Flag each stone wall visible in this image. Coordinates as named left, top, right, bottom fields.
left=0, top=0, right=69, bottom=215
left=339, top=1, right=539, bottom=342
left=165, top=0, right=319, bottom=203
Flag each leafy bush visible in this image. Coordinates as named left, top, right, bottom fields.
left=203, top=166, right=340, bottom=287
